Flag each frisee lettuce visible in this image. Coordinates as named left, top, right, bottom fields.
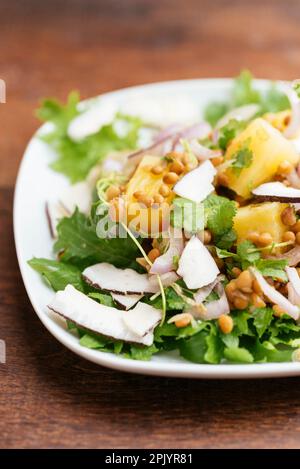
left=37, top=92, right=142, bottom=183
left=204, top=70, right=289, bottom=127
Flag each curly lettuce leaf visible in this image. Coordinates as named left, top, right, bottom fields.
left=37, top=92, right=142, bottom=183
left=54, top=209, right=140, bottom=270
left=204, top=70, right=290, bottom=127
left=28, top=258, right=85, bottom=292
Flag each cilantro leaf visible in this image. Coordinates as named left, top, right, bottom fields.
left=293, top=82, right=300, bottom=98
left=231, top=142, right=253, bottom=175
left=204, top=194, right=237, bottom=249
left=54, top=209, right=140, bottom=270
left=148, top=286, right=187, bottom=311
left=232, top=70, right=261, bottom=107
left=215, top=247, right=237, bottom=259
left=28, top=257, right=84, bottom=292
left=38, top=93, right=142, bottom=183
left=254, top=258, right=288, bottom=281
left=171, top=197, right=204, bottom=234
left=236, top=240, right=260, bottom=269
left=218, top=119, right=246, bottom=151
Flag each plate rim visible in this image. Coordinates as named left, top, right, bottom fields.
left=13, top=77, right=300, bottom=379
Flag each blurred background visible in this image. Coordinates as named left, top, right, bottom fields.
left=1, top=0, right=300, bottom=185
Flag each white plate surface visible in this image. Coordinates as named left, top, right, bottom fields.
left=14, top=78, right=300, bottom=378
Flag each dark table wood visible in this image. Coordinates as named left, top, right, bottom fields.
left=1, top=0, right=300, bottom=449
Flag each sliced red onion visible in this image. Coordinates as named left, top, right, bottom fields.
left=252, top=181, right=300, bottom=202
left=216, top=104, right=260, bottom=129
left=189, top=139, right=223, bottom=161
left=250, top=267, right=299, bottom=320
left=171, top=122, right=211, bottom=151
left=286, top=267, right=300, bottom=307
left=46, top=201, right=70, bottom=238
left=193, top=275, right=225, bottom=304
left=173, top=160, right=216, bottom=203
left=282, top=82, right=300, bottom=139
left=189, top=282, right=229, bottom=320
left=128, top=135, right=171, bottom=160
left=150, top=228, right=184, bottom=275
left=153, top=124, right=184, bottom=143
left=204, top=290, right=230, bottom=320
left=212, top=128, right=219, bottom=146
left=288, top=282, right=300, bottom=307
left=272, top=245, right=300, bottom=267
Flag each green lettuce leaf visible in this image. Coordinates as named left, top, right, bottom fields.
left=204, top=70, right=289, bottom=127
left=28, top=257, right=84, bottom=292
left=224, top=346, right=254, bottom=363
left=37, top=92, right=142, bottom=183
left=54, top=209, right=140, bottom=270
left=252, top=307, right=274, bottom=338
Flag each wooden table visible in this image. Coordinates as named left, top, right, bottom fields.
left=1, top=0, right=300, bottom=449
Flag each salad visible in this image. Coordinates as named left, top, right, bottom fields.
left=29, top=71, right=300, bottom=364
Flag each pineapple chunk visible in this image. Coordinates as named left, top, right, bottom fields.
left=234, top=202, right=288, bottom=245
left=222, top=118, right=299, bottom=198
left=125, top=155, right=174, bottom=235
left=263, top=110, right=291, bottom=133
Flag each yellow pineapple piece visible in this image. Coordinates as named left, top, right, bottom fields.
left=263, top=110, right=291, bottom=133
left=234, top=202, right=288, bottom=245
left=222, top=118, right=299, bottom=198
left=125, top=155, right=174, bottom=235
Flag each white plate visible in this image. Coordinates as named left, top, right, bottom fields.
left=14, top=78, right=300, bottom=379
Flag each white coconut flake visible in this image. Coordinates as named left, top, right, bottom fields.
left=177, top=236, right=219, bottom=289
left=83, top=262, right=158, bottom=294
left=173, top=160, right=216, bottom=203
left=111, top=293, right=143, bottom=310
left=122, top=302, right=162, bottom=337
left=68, top=99, right=118, bottom=141
left=48, top=285, right=159, bottom=345
left=252, top=181, right=300, bottom=201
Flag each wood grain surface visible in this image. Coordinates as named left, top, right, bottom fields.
left=1, top=0, right=300, bottom=449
